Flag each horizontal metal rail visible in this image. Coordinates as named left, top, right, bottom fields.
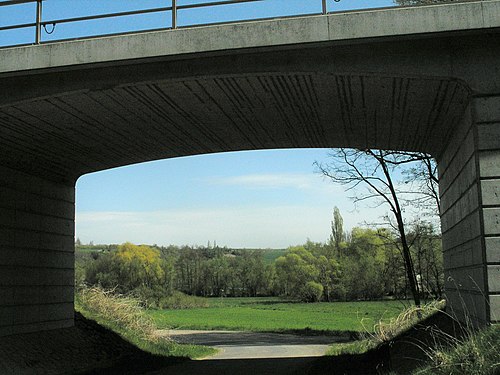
left=0, top=0, right=341, bottom=47
left=0, top=0, right=35, bottom=6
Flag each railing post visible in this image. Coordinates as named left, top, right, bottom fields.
left=35, top=0, right=42, bottom=44
left=172, top=0, right=177, bottom=29
left=322, top=0, right=327, bottom=15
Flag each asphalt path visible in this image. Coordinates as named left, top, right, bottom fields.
left=149, top=330, right=350, bottom=375
left=158, top=329, right=347, bottom=360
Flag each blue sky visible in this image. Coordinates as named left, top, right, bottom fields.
left=75, top=149, right=390, bottom=248
left=1, top=0, right=397, bottom=248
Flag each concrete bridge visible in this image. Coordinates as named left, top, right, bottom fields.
left=0, top=0, right=499, bottom=337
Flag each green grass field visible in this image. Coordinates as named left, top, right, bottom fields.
left=148, top=297, right=412, bottom=334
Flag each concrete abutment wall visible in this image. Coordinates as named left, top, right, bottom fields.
left=0, top=166, right=75, bottom=336
left=439, top=95, right=500, bottom=325
left=0, top=0, right=499, bottom=337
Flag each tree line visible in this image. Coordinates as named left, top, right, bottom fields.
left=76, top=147, right=443, bottom=307
left=76, top=211, right=443, bottom=306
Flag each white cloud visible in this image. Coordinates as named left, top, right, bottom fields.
left=76, top=203, right=388, bottom=248
left=204, top=173, right=344, bottom=195
left=205, top=173, right=313, bottom=189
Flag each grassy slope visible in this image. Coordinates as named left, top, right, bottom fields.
left=75, top=295, right=217, bottom=359
left=148, top=298, right=410, bottom=334
left=412, top=324, right=500, bottom=375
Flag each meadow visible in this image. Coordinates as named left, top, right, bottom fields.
left=148, top=297, right=412, bottom=334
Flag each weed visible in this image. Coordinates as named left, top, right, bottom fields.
left=413, top=323, right=500, bottom=374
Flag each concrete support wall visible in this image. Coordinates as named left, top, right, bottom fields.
left=476, top=96, right=500, bottom=323
left=439, top=95, right=500, bottom=325
left=0, top=167, right=75, bottom=336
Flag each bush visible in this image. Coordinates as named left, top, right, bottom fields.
left=301, top=281, right=324, bottom=302
left=132, top=285, right=172, bottom=309
left=157, top=291, right=209, bottom=310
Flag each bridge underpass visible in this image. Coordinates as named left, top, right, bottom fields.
left=0, top=0, right=499, bottom=339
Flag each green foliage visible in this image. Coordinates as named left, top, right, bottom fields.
left=174, top=246, right=271, bottom=297
left=84, top=243, right=175, bottom=296
left=78, top=215, right=443, bottom=306
left=301, top=281, right=324, bottom=302
left=261, top=249, right=287, bottom=264
left=330, top=206, right=346, bottom=255
left=155, top=291, right=209, bottom=310
left=326, top=338, right=378, bottom=356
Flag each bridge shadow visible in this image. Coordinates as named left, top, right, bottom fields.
left=0, top=310, right=461, bottom=375
left=145, top=355, right=388, bottom=375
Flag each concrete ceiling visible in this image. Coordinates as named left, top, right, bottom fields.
left=0, top=71, right=469, bottom=183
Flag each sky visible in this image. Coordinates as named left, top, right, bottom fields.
left=1, top=0, right=399, bottom=248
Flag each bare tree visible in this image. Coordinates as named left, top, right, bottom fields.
left=314, top=149, right=439, bottom=307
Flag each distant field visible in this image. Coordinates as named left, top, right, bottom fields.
left=261, top=249, right=286, bottom=264
left=75, top=245, right=108, bottom=253
left=148, top=298, right=411, bottom=334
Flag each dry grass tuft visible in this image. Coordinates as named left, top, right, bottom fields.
left=372, top=300, right=446, bottom=343
left=327, top=300, right=446, bottom=357
left=78, top=286, right=163, bottom=343
left=414, top=320, right=500, bottom=375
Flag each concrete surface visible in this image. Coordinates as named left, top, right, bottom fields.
left=1, top=1, right=499, bottom=74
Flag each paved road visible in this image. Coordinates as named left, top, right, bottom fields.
left=149, top=330, right=349, bottom=375
left=158, top=330, right=347, bottom=360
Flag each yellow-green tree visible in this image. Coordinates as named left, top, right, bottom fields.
left=113, top=242, right=165, bottom=290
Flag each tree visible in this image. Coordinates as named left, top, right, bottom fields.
left=301, top=281, right=324, bottom=302
left=342, top=227, right=387, bottom=300
left=84, top=242, right=175, bottom=300
left=330, top=207, right=346, bottom=256
left=406, top=222, right=444, bottom=299
left=315, top=149, right=440, bottom=306
left=275, top=247, right=320, bottom=300
left=316, top=254, right=340, bottom=301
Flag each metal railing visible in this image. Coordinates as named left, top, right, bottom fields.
left=0, top=0, right=340, bottom=47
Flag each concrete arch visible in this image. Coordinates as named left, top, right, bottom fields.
left=0, top=71, right=470, bottom=182
left=1, top=1, right=499, bottom=336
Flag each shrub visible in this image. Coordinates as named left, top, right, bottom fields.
left=132, top=285, right=172, bottom=309
left=157, top=291, right=209, bottom=310
left=301, top=281, right=324, bottom=302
